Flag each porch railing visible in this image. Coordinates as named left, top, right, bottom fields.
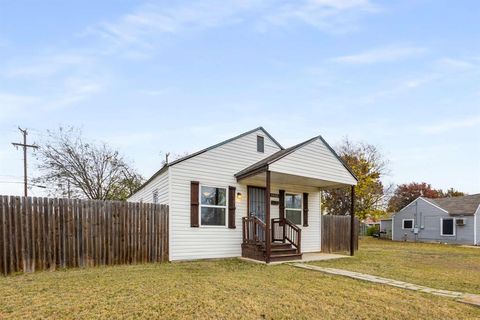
left=272, top=218, right=301, bottom=254
left=242, top=216, right=266, bottom=245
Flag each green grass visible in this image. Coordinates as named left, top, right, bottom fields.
left=1, top=258, right=479, bottom=319
left=313, top=237, right=480, bottom=294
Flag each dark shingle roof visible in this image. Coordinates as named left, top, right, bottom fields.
left=425, top=194, right=480, bottom=215
left=132, top=127, right=283, bottom=195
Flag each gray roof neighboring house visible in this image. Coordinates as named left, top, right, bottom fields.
left=425, top=194, right=480, bottom=216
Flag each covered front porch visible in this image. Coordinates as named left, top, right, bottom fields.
left=234, top=136, right=358, bottom=263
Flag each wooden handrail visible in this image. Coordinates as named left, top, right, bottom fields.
left=272, top=218, right=301, bottom=254
left=242, top=216, right=266, bottom=246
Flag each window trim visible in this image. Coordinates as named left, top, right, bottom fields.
left=257, top=135, right=265, bottom=153
left=402, top=219, right=414, bottom=230
left=199, top=184, right=228, bottom=228
left=285, top=192, right=302, bottom=226
left=440, top=217, right=456, bottom=236
left=152, top=189, right=159, bottom=204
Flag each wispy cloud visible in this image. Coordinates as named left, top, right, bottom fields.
left=85, top=0, right=379, bottom=56
left=260, top=0, right=379, bottom=33
left=0, top=93, right=38, bottom=122
left=420, top=115, right=480, bottom=134
left=332, top=45, right=426, bottom=64
left=45, top=76, right=105, bottom=110
left=86, top=1, right=260, bottom=53
left=1, top=51, right=107, bottom=112
left=5, top=53, right=93, bottom=78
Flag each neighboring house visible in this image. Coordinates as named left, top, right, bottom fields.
left=362, top=217, right=380, bottom=227
left=391, top=194, right=480, bottom=245
left=128, top=127, right=357, bottom=262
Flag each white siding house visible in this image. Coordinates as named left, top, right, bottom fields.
left=128, top=127, right=357, bottom=262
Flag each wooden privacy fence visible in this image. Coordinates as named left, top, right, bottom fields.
left=0, top=195, right=169, bottom=276
left=321, top=215, right=359, bottom=253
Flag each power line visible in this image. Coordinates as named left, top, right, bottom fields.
left=11, top=127, right=39, bottom=197
left=0, top=181, right=46, bottom=188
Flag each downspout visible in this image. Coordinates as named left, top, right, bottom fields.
left=414, top=201, right=418, bottom=242
left=391, top=215, right=394, bottom=240
left=474, top=205, right=478, bottom=245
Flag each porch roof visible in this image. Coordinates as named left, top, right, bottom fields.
left=234, top=136, right=358, bottom=188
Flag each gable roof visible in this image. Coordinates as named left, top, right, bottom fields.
left=132, top=127, right=283, bottom=194
left=234, top=135, right=358, bottom=182
left=424, top=194, right=480, bottom=216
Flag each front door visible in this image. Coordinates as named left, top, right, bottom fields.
left=248, top=187, right=266, bottom=222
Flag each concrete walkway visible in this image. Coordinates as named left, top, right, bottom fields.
left=239, top=252, right=347, bottom=265
left=292, top=263, right=480, bottom=307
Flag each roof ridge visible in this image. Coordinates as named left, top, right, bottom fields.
left=131, top=126, right=282, bottom=195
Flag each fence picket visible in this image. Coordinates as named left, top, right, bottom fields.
left=321, top=215, right=359, bottom=253
left=0, top=196, right=168, bottom=275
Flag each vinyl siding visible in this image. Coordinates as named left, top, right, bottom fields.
left=392, top=198, right=475, bottom=245
left=128, top=170, right=169, bottom=204
left=169, top=129, right=282, bottom=261
left=269, top=139, right=357, bottom=186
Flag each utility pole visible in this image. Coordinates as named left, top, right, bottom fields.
left=12, top=127, right=38, bottom=197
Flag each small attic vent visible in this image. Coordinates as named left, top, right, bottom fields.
left=257, top=135, right=264, bottom=153
left=456, top=218, right=466, bottom=226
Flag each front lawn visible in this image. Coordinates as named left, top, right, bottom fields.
left=1, top=259, right=479, bottom=319
left=314, top=237, right=480, bottom=294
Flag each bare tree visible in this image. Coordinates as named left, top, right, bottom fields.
left=34, top=127, right=143, bottom=200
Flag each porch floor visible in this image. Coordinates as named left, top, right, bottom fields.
left=239, top=252, right=349, bottom=265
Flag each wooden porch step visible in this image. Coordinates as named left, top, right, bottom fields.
left=269, top=253, right=303, bottom=262
left=270, top=243, right=293, bottom=250
left=270, top=247, right=298, bottom=255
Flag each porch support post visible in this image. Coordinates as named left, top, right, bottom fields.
left=265, top=170, right=271, bottom=263
left=350, top=185, right=355, bottom=256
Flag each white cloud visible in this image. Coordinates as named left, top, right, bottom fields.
left=0, top=93, right=38, bottom=121
left=420, top=115, right=480, bottom=134
left=435, top=57, right=477, bottom=72
left=260, top=0, right=378, bottom=33
left=46, top=77, right=105, bottom=110
left=87, top=1, right=260, bottom=51
left=85, top=0, right=379, bottom=54
left=5, top=53, right=92, bottom=78
left=2, top=52, right=107, bottom=111
left=332, top=45, right=426, bottom=64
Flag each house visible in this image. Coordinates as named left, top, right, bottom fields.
left=128, top=127, right=357, bottom=263
left=362, top=217, right=380, bottom=228
left=391, top=194, right=480, bottom=245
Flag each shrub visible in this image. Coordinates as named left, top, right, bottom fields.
left=366, top=225, right=379, bottom=236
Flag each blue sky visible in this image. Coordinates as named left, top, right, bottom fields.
left=0, top=0, right=479, bottom=196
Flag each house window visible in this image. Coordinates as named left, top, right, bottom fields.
left=200, top=186, right=227, bottom=226
left=152, top=189, right=159, bottom=204
left=402, top=219, right=414, bottom=229
left=285, top=193, right=302, bottom=225
left=441, top=218, right=455, bottom=236
left=257, top=136, right=264, bottom=153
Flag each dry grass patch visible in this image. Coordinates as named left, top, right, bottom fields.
left=1, top=259, right=479, bottom=319
left=313, top=237, right=480, bottom=294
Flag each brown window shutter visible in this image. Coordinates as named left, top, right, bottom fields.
left=303, top=192, right=309, bottom=227
left=279, top=190, right=285, bottom=220
left=190, top=181, right=199, bottom=227
left=228, top=186, right=236, bottom=229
